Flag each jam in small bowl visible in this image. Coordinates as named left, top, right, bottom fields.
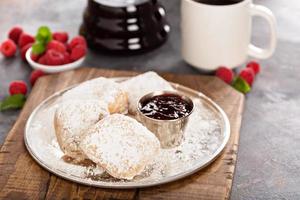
left=137, top=91, right=194, bottom=148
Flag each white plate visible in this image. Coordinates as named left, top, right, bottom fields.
left=24, top=78, right=230, bottom=189
left=26, top=47, right=85, bottom=74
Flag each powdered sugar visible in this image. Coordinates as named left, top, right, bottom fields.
left=54, top=100, right=109, bottom=160
left=62, top=77, right=124, bottom=107
left=80, top=114, right=160, bottom=180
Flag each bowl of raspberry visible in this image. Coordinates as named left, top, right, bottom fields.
left=26, top=33, right=87, bottom=74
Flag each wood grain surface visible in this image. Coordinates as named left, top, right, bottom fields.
left=0, top=68, right=244, bottom=200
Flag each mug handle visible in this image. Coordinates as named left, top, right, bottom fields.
left=248, top=4, right=277, bottom=59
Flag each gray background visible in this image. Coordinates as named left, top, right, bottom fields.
left=0, top=0, right=299, bottom=199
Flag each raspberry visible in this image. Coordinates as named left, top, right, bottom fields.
left=246, top=61, right=260, bottom=75
left=215, top=66, right=234, bottom=84
left=65, top=43, right=72, bottom=53
left=38, top=54, right=48, bottom=65
left=20, top=42, right=33, bottom=61
left=70, top=45, right=86, bottom=61
left=30, top=70, right=45, bottom=86
left=69, top=36, right=87, bottom=49
left=63, top=52, right=71, bottom=64
left=30, top=53, right=40, bottom=62
left=18, top=33, right=35, bottom=49
left=8, top=26, right=23, bottom=44
left=9, top=80, right=27, bottom=95
left=239, top=68, right=255, bottom=86
left=1, top=39, right=17, bottom=57
left=46, top=40, right=66, bottom=53
left=53, top=32, right=69, bottom=43
left=45, top=49, right=65, bottom=66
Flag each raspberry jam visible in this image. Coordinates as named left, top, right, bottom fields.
left=140, top=93, right=193, bottom=120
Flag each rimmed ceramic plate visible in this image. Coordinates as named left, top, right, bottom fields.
left=24, top=77, right=230, bottom=189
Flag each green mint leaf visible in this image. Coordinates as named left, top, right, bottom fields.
left=32, top=41, right=45, bottom=55
left=0, top=94, right=26, bottom=111
left=232, top=77, right=251, bottom=94
left=35, top=26, right=52, bottom=44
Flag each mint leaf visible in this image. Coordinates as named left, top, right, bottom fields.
left=0, top=94, right=26, bottom=111
left=232, top=77, right=251, bottom=94
left=32, top=41, right=45, bottom=55
left=35, top=26, right=52, bottom=44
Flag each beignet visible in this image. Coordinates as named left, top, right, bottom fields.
left=62, top=77, right=128, bottom=114
left=121, top=71, right=174, bottom=114
left=54, top=100, right=109, bottom=161
left=80, top=114, right=160, bottom=180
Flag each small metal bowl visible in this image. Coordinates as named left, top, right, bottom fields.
left=137, top=91, right=194, bottom=149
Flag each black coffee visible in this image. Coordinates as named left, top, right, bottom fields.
left=193, top=0, right=243, bottom=5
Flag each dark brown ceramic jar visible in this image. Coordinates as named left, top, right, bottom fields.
left=80, top=0, right=170, bottom=54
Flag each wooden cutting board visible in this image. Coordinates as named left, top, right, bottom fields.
left=0, top=67, right=244, bottom=200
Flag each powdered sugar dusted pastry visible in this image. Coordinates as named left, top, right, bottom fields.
left=80, top=114, right=160, bottom=180
left=122, top=71, right=174, bottom=114
left=54, top=100, right=109, bottom=161
left=62, top=77, right=128, bottom=114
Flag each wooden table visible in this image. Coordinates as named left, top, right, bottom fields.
left=0, top=0, right=300, bottom=199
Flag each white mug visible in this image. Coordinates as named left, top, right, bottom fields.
left=181, top=0, right=277, bottom=71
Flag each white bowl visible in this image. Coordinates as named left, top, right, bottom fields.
left=26, top=47, right=85, bottom=73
